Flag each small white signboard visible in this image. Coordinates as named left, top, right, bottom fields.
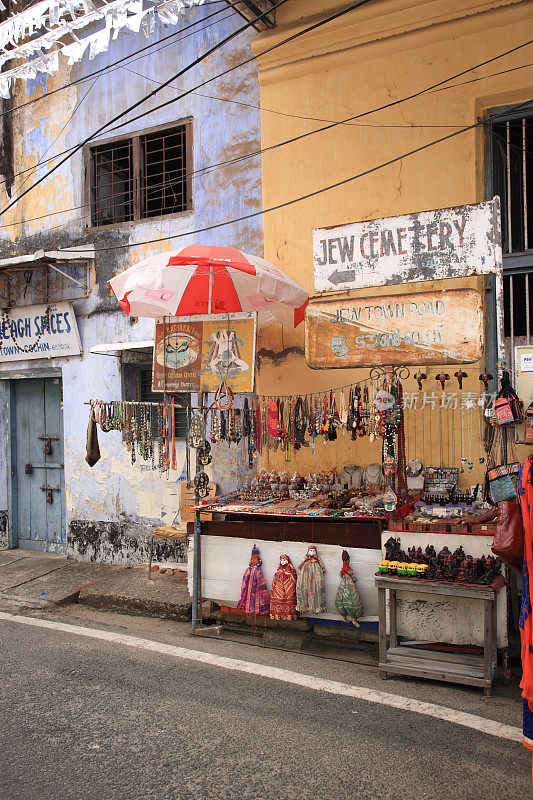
left=313, top=198, right=501, bottom=293
left=0, top=302, right=82, bottom=362
left=521, top=353, right=533, bottom=373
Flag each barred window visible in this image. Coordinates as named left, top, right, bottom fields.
left=89, top=122, right=192, bottom=227
left=489, top=105, right=533, bottom=344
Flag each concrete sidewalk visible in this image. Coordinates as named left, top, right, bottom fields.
left=0, top=549, right=191, bottom=620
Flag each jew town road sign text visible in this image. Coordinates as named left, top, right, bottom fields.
left=305, top=289, right=484, bottom=368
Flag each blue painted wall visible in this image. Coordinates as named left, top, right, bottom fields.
left=0, top=4, right=264, bottom=560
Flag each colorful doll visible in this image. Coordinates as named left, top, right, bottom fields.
left=270, top=554, right=298, bottom=620
left=335, top=550, right=364, bottom=626
left=237, top=544, right=270, bottom=616
left=296, top=545, right=326, bottom=614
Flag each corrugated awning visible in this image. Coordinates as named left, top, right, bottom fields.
left=89, top=340, right=154, bottom=356
left=0, top=245, right=95, bottom=270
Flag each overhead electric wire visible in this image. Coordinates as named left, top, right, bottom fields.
left=56, top=97, right=532, bottom=256
left=0, top=0, right=296, bottom=217
left=16, top=30, right=529, bottom=201
left=3, top=49, right=533, bottom=229
left=1, top=4, right=528, bottom=194
left=0, top=1, right=239, bottom=122
left=4, top=2, right=531, bottom=221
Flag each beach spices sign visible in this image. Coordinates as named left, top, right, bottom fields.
left=0, top=302, right=81, bottom=362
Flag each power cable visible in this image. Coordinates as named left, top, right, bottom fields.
left=2, top=14, right=529, bottom=195
left=0, top=1, right=238, bottom=123
left=4, top=4, right=530, bottom=220
left=0, top=0, right=295, bottom=216
left=57, top=97, right=531, bottom=256
left=4, top=52, right=533, bottom=229
left=0, top=6, right=240, bottom=190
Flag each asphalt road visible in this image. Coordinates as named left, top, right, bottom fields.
left=0, top=611, right=529, bottom=800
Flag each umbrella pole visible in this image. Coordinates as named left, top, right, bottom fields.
left=192, top=390, right=206, bottom=634
left=208, top=265, right=213, bottom=315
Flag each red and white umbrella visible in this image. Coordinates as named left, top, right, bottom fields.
left=109, top=245, right=309, bottom=327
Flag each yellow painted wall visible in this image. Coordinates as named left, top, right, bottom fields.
left=253, top=0, right=533, bottom=483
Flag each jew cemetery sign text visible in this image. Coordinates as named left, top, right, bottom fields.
left=313, top=199, right=501, bottom=292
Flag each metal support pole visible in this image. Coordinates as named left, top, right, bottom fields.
left=191, top=390, right=206, bottom=634
left=192, top=506, right=201, bottom=633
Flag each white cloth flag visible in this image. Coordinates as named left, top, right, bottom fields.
left=0, top=0, right=206, bottom=96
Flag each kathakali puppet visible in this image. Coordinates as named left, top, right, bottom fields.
left=296, top=545, right=326, bottom=614
left=335, top=550, right=364, bottom=626
left=270, top=554, right=298, bottom=620
left=237, top=544, right=270, bottom=616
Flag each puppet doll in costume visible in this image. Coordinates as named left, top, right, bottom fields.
left=270, top=554, right=298, bottom=620
left=237, top=544, right=270, bottom=616
left=296, top=545, right=326, bottom=614
left=335, top=550, right=364, bottom=626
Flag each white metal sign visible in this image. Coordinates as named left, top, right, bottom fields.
left=520, top=353, right=533, bottom=373
left=313, top=198, right=501, bottom=293
left=0, top=302, right=82, bottom=362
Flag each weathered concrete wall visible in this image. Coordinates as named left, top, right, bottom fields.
left=253, top=0, right=533, bottom=482
left=0, top=6, right=264, bottom=561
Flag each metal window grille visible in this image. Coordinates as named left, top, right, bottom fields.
left=492, top=115, right=532, bottom=255
left=90, top=123, right=190, bottom=227
left=92, top=139, right=134, bottom=226
left=141, top=126, right=188, bottom=218
left=491, top=108, right=533, bottom=355
left=139, top=367, right=189, bottom=440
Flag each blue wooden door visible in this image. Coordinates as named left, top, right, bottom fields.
left=13, top=378, right=65, bottom=552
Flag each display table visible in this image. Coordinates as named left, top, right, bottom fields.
left=375, top=573, right=505, bottom=694
left=187, top=512, right=387, bottom=623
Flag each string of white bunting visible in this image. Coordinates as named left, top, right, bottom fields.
left=0, top=0, right=206, bottom=99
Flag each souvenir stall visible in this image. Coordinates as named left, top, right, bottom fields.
left=87, top=239, right=522, bottom=662
left=186, top=367, right=413, bottom=629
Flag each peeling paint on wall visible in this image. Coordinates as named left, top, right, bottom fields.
left=0, top=6, right=264, bottom=561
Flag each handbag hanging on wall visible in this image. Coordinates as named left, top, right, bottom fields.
left=525, top=403, right=533, bottom=445
left=495, top=370, right=523, bottom=425
left=486, top=424, right=521, bottom=503
left=491, top=499, right=524, bottom=574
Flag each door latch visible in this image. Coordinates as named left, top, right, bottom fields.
left=40, top=485, right=60, bottom=504
left=25, top=463, right=33, bottom=474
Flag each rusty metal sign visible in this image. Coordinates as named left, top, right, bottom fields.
left=313, top=198, right=501, bottom=293
left=305, top=289, right=484, bottom=368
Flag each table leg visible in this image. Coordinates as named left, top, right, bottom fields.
left=390, top=589, right=398, bottom=648
left=491, top=596, right=498, bottom=676
left=378, top=587, right=387, bottom=676
left=147, top=535, right=154, bottom=580
left=484, top=598, right=492, bottom=695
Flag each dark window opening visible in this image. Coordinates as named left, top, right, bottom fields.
left=90, top=122, right=191, bottom=227
left=492, top=115, right=533, bottom=255
left=502, top=272, right=533, bottom=338
left=141, top=127, right=187, bottom=218
left=139, top=366, right=189, bottom=440
left=92, top=140, right=133, bottom=226
left=490, top=105, right=533, bottom=347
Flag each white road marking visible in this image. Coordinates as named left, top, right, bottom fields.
left=0, top=611, right=522, bottom=743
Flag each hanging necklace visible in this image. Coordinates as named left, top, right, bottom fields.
left=170, top=399, right=177, bottom=470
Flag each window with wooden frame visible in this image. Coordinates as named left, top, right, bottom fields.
left=88, top=121, right=192, bottom=227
